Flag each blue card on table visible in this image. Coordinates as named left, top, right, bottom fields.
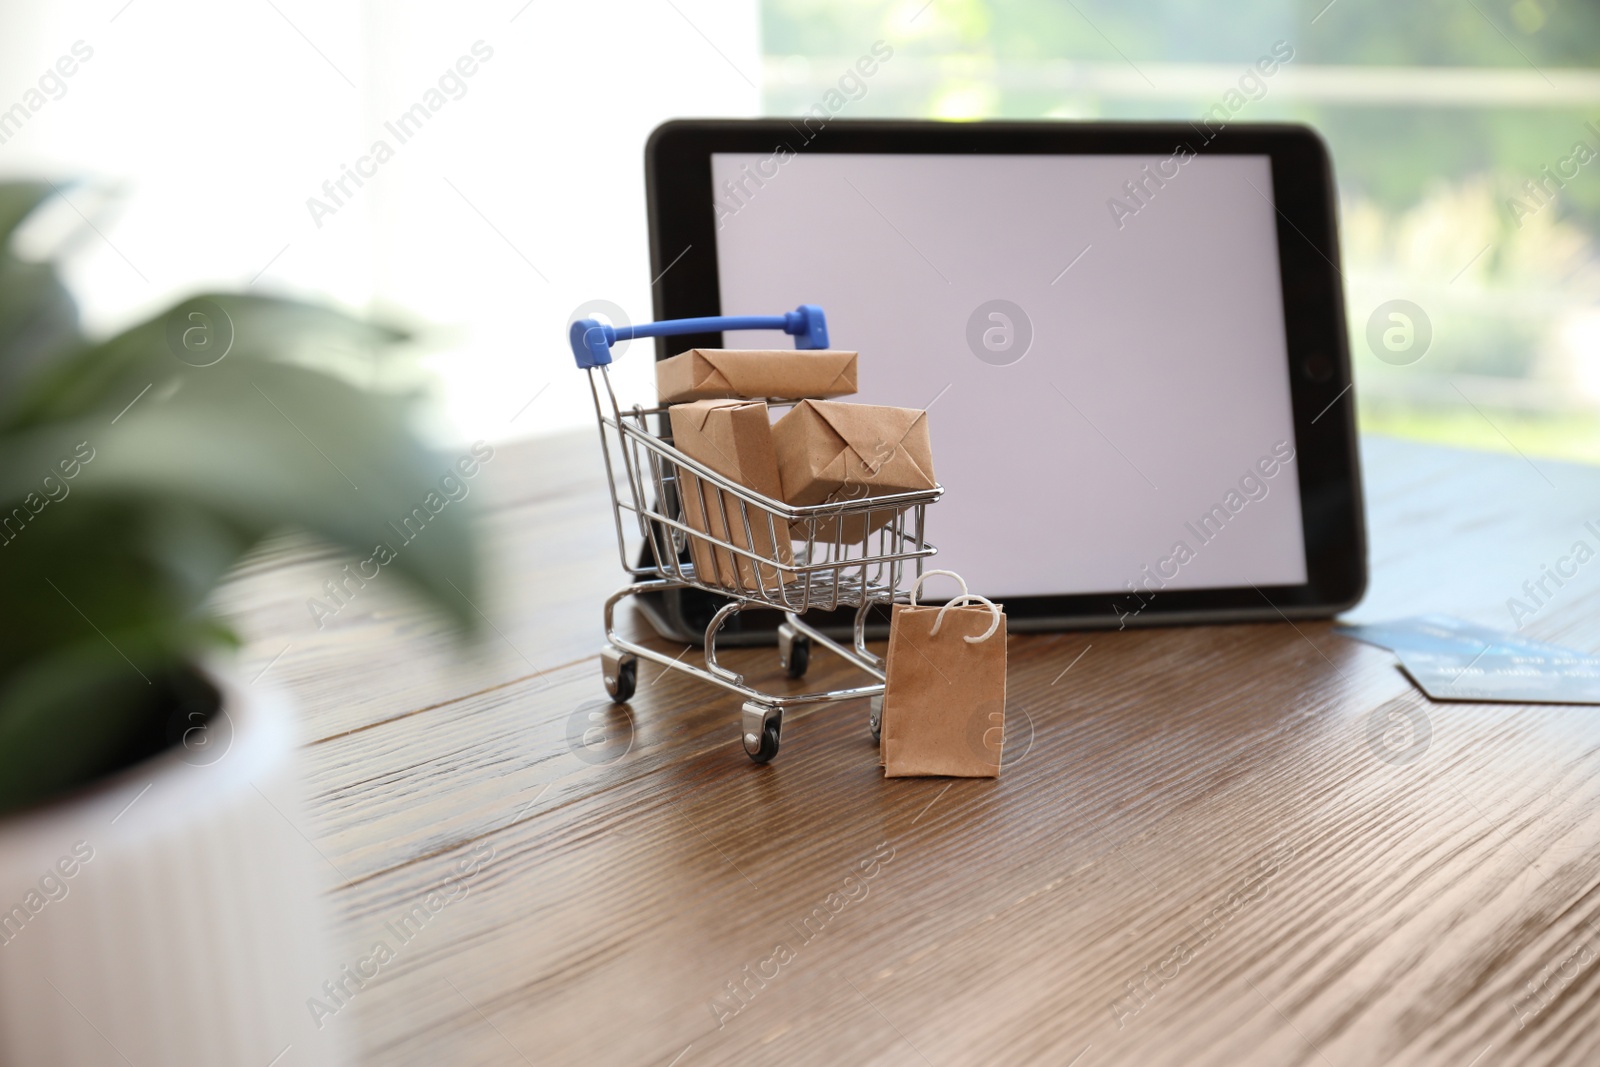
left=1396, top=648, right=1600, bottom=705
left=1333, top=614, right=1579, bottom=659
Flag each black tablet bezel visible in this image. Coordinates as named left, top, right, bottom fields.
left=644, top=118, right=1366, bottom=631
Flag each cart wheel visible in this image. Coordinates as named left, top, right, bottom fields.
left=868, top=695, right=883, bottom=743
left=746, top=720, right=781, bottom=763
left=741, top=701, right=782, bottom=764
left=777, top=622, right=811, bottom=680
left=602, top=646, right=637, bottom=703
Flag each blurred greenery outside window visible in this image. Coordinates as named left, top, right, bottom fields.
left=760, top=0, right=1600, bottom=465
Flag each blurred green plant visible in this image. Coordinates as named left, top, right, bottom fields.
left=0, top=181, right=479, bottom=813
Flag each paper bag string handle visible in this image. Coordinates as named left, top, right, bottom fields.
left=930, top=594, right=1002, bottom=644
left=909, top=571, right=1001, bottom=644
left=908, top=569, right=969, bottom=607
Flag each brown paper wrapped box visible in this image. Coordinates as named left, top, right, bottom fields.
left=880, top=602, right=1007, bottom=778
left=771, top=400, right=936, bottom=541
left=668, top=399, right=794, bottom=591
left=656, top=349, right=858, bottom=404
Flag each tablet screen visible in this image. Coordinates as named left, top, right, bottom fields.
left=710, top=151, right=1309, bottom=601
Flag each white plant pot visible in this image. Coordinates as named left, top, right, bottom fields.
left=0, top=664, right=343, bottom=1067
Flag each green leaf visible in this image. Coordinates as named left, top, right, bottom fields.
left=1, top=292, right=409, bottom=430
left=0, top=278, right=480, bottom=812
left=0, top=362, right=477, bottom=639
left=0, top=258, right=81, bottom=395
left=0, top=180, right=58, bottom=253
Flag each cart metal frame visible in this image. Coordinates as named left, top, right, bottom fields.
left=571, top=305, right=942, bottom=761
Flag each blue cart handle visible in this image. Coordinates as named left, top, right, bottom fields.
left=570, top=304, right=828, bottom=369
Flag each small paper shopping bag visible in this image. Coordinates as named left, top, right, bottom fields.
left=880, top=570, right=1007, bottom=778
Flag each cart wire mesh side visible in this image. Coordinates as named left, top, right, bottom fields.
left=570, top=305, right=942, bottom=762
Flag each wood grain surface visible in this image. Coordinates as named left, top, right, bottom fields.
left=217, top=430, right=1600, bottom=1067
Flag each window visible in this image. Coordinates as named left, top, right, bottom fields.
left=762, top=0, right=1600, bottom=463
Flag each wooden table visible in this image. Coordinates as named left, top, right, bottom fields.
left=220, top=431, right=1600, bottom=1066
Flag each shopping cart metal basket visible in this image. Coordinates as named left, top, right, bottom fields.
left=571, top=304, right=942, bottom=762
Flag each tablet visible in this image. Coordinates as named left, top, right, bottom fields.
left=643, top=119, right=1365, bottom=635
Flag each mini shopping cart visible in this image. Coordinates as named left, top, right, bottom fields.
left=571, top=305, right=943, bottom=763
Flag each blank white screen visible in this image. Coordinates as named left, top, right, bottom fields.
left=710, top=151, right=1308, bottom=601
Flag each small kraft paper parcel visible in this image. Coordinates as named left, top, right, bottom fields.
left=880, top=571, right=1007, bottom=778
left=771, top=399, right=936, bottom=541
left=668, top=399, right=794, bottom=591
left=656, top=349, right=858, bottom=404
